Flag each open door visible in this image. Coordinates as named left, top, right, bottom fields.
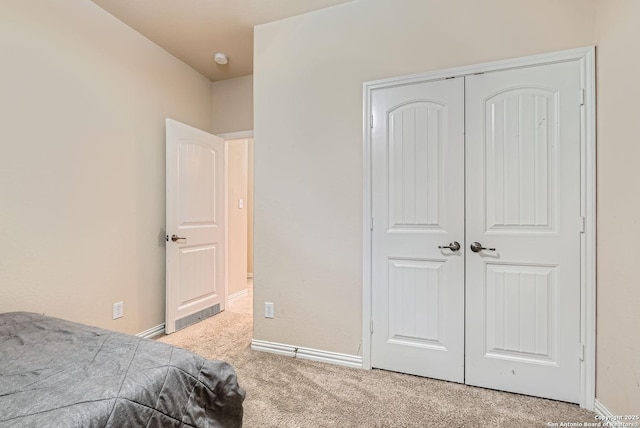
left=165, top=119, right=226, bottom=334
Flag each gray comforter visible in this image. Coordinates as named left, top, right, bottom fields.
left=0, top=312, right=244, bottom=427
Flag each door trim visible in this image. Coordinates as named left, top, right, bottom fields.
left=362, top=46, right=596, bottom=409
left=217, top=130, right=254, bottom=140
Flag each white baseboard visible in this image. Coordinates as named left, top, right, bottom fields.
left=251, top=339, right=363, bottom=369
left=137, top=323, right=165, bottom=339
left=594, top=399, right=616, bottom=418
left=227, top=289, right=249, bottom=304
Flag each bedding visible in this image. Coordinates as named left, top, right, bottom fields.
left=0, top=312, right=244, bottom=427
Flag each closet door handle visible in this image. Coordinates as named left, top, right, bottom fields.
left=470, top=242, right=495, bottom=253
left=438, top=241, right=461, bottom=252
left=170, top=234, right=187, bottom=242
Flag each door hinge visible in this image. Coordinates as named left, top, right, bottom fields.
left=370, top=319, right=374, bottom=334
left=580, top=88, right=585, bottom=106
left=370, top=114, right=374, bottom=129
left=579, top=216, right=586, bottom=233
left=579, top=343, right=585, bottom=361
left=370, top=217, right=374, bottom=231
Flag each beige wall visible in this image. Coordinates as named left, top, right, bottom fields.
left=227, top=139, right=249, bottom=297
left=212, top=74, right=254, bottom=276
left=211, top=75, right=254, bottom=134
left=247, top=138, right=255, bottom=275
left=595, top=0, right=640, bottom=414
left=253, top=0, right=596, bottom=357
left=0, top=1, right=212, bottom=335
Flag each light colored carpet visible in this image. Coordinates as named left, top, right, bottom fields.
left=158, top=310, right=596, bottom=427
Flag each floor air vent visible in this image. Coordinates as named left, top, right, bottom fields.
left=175, top=304, right=220, bottom=332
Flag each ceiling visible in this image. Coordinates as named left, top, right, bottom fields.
left=91, top=0, right=354, bottom=81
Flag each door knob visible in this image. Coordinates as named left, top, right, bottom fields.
left=170, top=234, right=186, bottom=242
left=438, top=241, right=461, bottom=252
left=470, top=242, right=495, bottom=253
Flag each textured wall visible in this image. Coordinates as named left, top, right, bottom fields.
left=0, top=0, right=212, bottom=334
left=595, top=0, right=640, bottom=415
left=253, top=0, right=596, bottom=356
left=211, top=75, right=254, bottom=134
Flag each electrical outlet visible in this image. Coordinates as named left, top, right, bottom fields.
left=113, top=302, right=124, bottom=319
left=264, top=302, right=274, bottom=319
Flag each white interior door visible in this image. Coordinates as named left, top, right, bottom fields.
left=166, top=118, right=226, bottom=334
left=370, top=78, right=465, bottom=382
left=465, top=61, right=582, bottom=403
left=370, top=60, right=583, bottom=403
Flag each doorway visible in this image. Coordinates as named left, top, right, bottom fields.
left=362, top=48, right=596, bottom=408
left=222, top=133, right=254, bottom=310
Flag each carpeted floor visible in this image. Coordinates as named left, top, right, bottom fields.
left=158, top=297, right=596, bottom=427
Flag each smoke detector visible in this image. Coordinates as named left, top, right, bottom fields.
left=214, top=53, right=228, bottom=65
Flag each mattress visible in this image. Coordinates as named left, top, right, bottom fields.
left=0, top=312, right=244, bottom=427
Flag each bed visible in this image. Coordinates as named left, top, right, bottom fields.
left=0, top=312, right=244, bottom=427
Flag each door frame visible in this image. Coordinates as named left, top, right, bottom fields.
left=361, top=47, right=596, bottom=409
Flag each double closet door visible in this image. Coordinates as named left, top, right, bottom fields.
left=370, top=61, right=582, bottom=403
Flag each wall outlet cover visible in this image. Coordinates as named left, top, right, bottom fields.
left=113, top=302, right=124, bottom=319
left=264, top=302, right=274, bottom=319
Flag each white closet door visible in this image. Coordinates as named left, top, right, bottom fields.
left=464, top=61, right=582, bottom=403
left=371, top=78, right=465, bottom=383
